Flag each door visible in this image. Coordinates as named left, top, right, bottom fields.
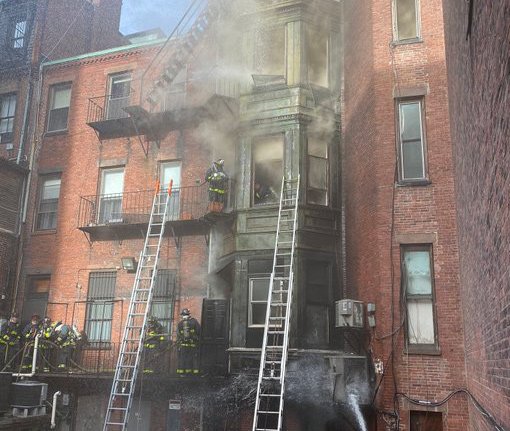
left=98, top=168, right=124, bottom=223
left=160, top=162, right=181, bottom=220
left=107, top=72, right=131, bottom=120
left=200, top=299, right=230, bottom=376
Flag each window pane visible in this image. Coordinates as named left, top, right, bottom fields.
left=42, top=178, right=61, bottom=200
left=251, top=304, right=267, bottom=326
left=404, top=250, right=431, bottom=295
left=251, top=279, right=270, bottom=301
left=407, top=299, right=435, bottom=344
left=402, top=140, right=424, bottom=179
left=400, top=103, right=421, bottom=141
left=399, top=102, right=425, bottom=179
left=52, top=87, right=71, bottom=109
left=307, top=27, right=329, bottom=87
left=101, top=169, right=124, bottom=195
left=309, top=156, right=328, bottom=189
left=396, top=0, right=418, bottom=40
left=308, top=137, right=328, bottom=158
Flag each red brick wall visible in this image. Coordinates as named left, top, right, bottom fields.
left=442, top=2, right=510, bottom=430
left=343, top=0, right=468, bottom=429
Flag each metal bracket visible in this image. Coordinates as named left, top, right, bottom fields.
left=204, top=232, right=210, bottom=247
left=170, top=225, right=181, bottom=253
left=81, top=230, right=92, bottom=247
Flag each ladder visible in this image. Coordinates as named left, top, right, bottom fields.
left=103, top=181, right=173, bottom=431
left=145, top=0, right=223, bottom=107
left=252, top=177, right=300, bottom=431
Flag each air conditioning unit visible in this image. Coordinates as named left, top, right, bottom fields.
left=11, top=381, right=48, bottom=409
left=335, top=299, right=364, bottom=328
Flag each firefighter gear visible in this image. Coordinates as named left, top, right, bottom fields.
left=254, top=182, right=277, bottom=205
left=205, top=160, right=228, bottom=208
left=54, top=323, right=78, bottom=371
left=39, top=318, right=60, bottom=372
left=21, top=315, right=41, bottom=371
left=143, top=318, right=166, bottom=374
left=0, top=316, right=21, bottom=371
left=176, top=310, right=201, bottom=375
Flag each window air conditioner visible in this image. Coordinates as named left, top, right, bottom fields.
left=335, top=299, right=364, bottom=328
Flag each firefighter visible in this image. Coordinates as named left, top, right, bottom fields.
left=143, top=316, right=166, bottom=374
left=176, top=308, right=201, bottom=376
left=0, top=314, right=21, bottom=371
left=21, top=314, right=41, bottom=371
left=254, top=181, right=277, bottom=205
left=54, top=323, right=77, bottom=372
left=205, top=159, right=228, bottom=210
left=40, top=317, right=60, bottom=372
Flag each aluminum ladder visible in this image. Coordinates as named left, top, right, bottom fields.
left=103, top=181, right=173, bottom=431
left=145, top=0, right=222, bottom=107
left=252, top=177, right=300, bottom=431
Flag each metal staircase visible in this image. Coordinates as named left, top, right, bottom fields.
left=252, top=177, right=300, bottom=431
left=103, top=181, right=173, bottom=431
left=145, top=0, right=223, bottom=107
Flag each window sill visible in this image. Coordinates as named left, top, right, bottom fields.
left=405, top=345, right=441, bottom=356
left=32, top=229, right=57, bottom=236
left=83, top=343, right=112, bottom=351
left=391, top=38, right=423, bottom=47
left=44, top=129, right=68, bottom=138
left=397, top=179, right=431, bottom=187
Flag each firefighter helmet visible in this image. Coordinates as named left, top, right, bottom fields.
left=180, top=308, right=191, bottom=317
left=216, top=159, right=225, bottom=166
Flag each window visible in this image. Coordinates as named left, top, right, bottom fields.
left=394, top=0, right=420, bottom=41
left=307, top=26, right=329, bottom=87
left=47, top=84, right=71, bottom=132
left=85, top=272, right=116, bottom=345
left=150, top=270, right=177, bottom=334
left=410, top=411, right=443, bottom=431
left=402, top=245, right=438, bottom=351
left=22, top=276, right=50, bottom=323
left=397, top=99, right=427, bottom=182
left=107, top=72, right=132, bottom=120
left=254, top=26, right=285, bottom=76
left=10, top=17, right=27, bottom=49
left=249, top=277, right=270, bottom=327
left=36, top=175, right=61, bottom=230
left=252, top=135, right=283, bottom=206
left=98, top=168, right=124, bottom=224
left=304, top=261, right=331, bottom=347
left=307, top=136, right=329, bottom=205
left=0, top=94, right=16, bottom=144
left=159, top=161, right=181, bottom=220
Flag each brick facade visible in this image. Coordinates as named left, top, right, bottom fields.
left=442, top=2, right=510, bottom=430
left=343, top=0, right=469, bottom=429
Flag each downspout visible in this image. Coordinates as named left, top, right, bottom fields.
left=16, top=81, right=33, bottom=164
left=12, top=333, right=40, bottom=378
left=51, top=391, right=62, bottom=429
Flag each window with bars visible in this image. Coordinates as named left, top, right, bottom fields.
left=36, top=175, right=61, bottom=230
left=0, top=94, right=16, bottom=144
left=47, top=83, right=71, bottom=132
left=85, top=272, right=116, bottom=346
left=402, top=245, right=438, bottom=352
left=10, top=17, right=27, bottom=49
left=150, top=269, right=177, bottom=334
left=397, top=99, right=427, bottom=182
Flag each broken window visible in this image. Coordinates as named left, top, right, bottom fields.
left=249, top=277, right=270, bottom=327
left=402, top=245, right=438, bottom=350
left=85, top=272, right=116, bottom=346
left=0, top=94, right=16, bottom=144
left=397, top=99, right=427, bottom=181
left=47, top=83, right=71, bottom=132
left=254, top=26, right=286, bottom=76
left=252, top=135, right=283, bottom=206
left=107, top=72, right=132, bottom=120
left=394, top=0, right=419, bottom=41
left=307, top=26, right=329, bottom=87
left=307, top=136, right=329, bottom=205
left=10, top=18, right=27, bottom=49
left=36, top=175, right=61, bottom=230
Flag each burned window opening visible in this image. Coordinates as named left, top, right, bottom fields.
left=252, top=135, right=283, bottom=206
left=253, top=26, right=286, bottom=77
left=307, top=26, right=329, bottom=87
left=307, top=136, right=329, bottom=205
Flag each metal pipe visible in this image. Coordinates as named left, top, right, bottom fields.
left=51, top=391, right=62, bottom=429
left=13, top=333, right=40, bottom=377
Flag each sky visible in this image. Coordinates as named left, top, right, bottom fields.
left=120, top=0, right=192, bottom=36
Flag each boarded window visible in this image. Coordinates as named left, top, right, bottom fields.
left=395, top=0, right=419, bottom=41
left=402, top=246, right=437, bottom=349
left=36, top=175, right=61, bottom=230
left=85, top=272, right=116, bottom=345
left=252, top=135, right=283, bottom=206
left=398, top=99, right=426, bottom=181
left=307, top=26, right=329, bottom=87
left=47, top=84, right=71, bottom=132
left=254, top=26, right=286, bottom=76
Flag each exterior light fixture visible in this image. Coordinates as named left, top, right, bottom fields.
left=121, top=257, right=137, bottom=272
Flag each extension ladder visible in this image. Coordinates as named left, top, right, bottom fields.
left=103, top=181, right=173, bottom=431
left=146, top=0, right=222, bottom=107
left=252, top=177, right=300, bottom=431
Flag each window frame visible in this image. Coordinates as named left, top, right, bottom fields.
left=22, top=275, right=50, bottom=323
left=9, top=16, right=28, bottom=50
left=46, top=83, right=72, bottom=133
left=252, top=135, right=284, bottom=207
left=248, top=277, right=271, bottom=328
left=0, top=93, right=17, bottom=144
left=396, top=98, right=429, bottom=184
left=106, top=71, right=132, bottom=120
left=392, top=0, right=421, bottom=43
left=84, top=272, right=116, bottom=347
left=401, top=244, right=440, bottom=354
left=306, top=136, right=329, bottom=206
left=35, top=174, right=61, bottom=231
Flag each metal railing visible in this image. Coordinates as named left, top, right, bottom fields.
left=87, top=92, right=135, bottom=124
left=78, top=182, right=235, bottom=229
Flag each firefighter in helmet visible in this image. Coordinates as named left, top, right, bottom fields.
left=21, top=314, right=41, bottom=371
left=143, top=316, right=166, bottom=374
left=0, top=313, right=21, bottom=371
left=176, top=308, right=201, bottom=375
left=205, top=159, right=228, bottom=210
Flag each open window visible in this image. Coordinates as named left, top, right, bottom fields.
left=252, top=135, right=283, bottom=206
left=107, top=72, right=132, bottom=120
left=254, top=26, right=286, bottom=77
left=159, top=161, right=181, bottom=220
left=22, top=276, right=50, bottom=323
left=307, top=136, right=329, bottom=205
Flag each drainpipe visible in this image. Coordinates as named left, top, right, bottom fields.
left=12, top=333, right=40, bottom=378
left=16, top=81, right=33, bottom=164
left=51, top=391, right=62, bottom=429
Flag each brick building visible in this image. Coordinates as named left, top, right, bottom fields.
left=342, top=0, right=470, bottom=429
left=442, top=2, right=510, bottom=430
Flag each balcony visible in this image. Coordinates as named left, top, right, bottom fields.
left=77, top=183, right=234, bottom=240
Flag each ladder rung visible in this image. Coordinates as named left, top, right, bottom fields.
left=113, top=392, right=130, bottom=396
left=257, top=410, right=279, bottom=414
left=260, top=393, right=280, bottom=397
